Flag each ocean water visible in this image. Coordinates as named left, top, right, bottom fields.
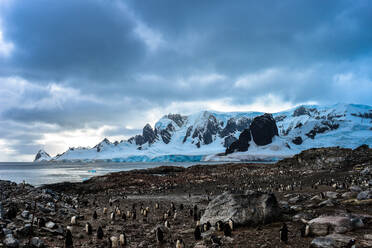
left=0, top=161, right=225, bottom=187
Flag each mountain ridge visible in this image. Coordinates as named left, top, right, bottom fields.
left=34, top=103, right=372, bottom=162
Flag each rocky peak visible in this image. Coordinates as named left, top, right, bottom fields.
left=34, top=150, right=51, bottom=162
left=166, top=114, right=186, bottom=127
left=250, top=113, right=278, bottom=146
left=143, top=124, right=158, bottom=144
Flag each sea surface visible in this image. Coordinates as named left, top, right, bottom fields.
left=0, top=161, right=228, bottom=187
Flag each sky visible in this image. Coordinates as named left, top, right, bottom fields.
left=0, top=0, right=371, bottom=161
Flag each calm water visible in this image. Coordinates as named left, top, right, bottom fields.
left=0, top=161, right=226, bottom=187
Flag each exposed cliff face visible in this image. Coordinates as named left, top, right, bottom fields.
left=34, top=150, right=51, bottom=162
left=37, top=104, right=372, bottom=162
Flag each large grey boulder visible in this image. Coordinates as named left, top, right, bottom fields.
left=200, top=191, right=281, bottom=226
left=308, top=215, right=363, bottom=236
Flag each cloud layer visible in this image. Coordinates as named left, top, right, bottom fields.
left=0, top=0, right=372, bottom=161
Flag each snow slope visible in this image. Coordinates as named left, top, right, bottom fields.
left=41, top=103, right=372, bottom=162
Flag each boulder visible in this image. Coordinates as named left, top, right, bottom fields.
left=357, top=190, right=372, bottom=200
left=200, top=191, right=281, bottom=226
left=310, top=237, right=336, bottom=248
left=250, top=113, right=278, bottom=146
left=31, top=237, right=45, bottom=248
left=308, top=215, right=362, bottom=235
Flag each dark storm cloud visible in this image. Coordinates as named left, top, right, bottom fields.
left=0, top=0, right=372, bottom=160
left=0, top=0, right=145, bottom=81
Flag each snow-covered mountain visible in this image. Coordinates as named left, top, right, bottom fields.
left=34, top=150, right=51, bottom=162
left=37, top=103, right=372, bottom=162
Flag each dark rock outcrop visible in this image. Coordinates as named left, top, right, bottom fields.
left=224, top=135, right=237, bottom=148
left=34, top=150, right=51, bottom=161
left=166, top=114, right=186, bottom=127
left=225, top=128, right=251, bottom=154
left=250, top=113, right=278, bottom=146
left=183, top=126, right=193, bottom=143
left=292, top=136, right=303, bottom=145
left=293, top=106, right=309, bottom=116
left=219, top=118, right=237, bottom=138
left=142, top=124, right=158, bottom=144
left=200, top=191, right=281, bottom=227
left=160, top=123, right=175, bottom=144
left=277, top=146, right=372, bottom=170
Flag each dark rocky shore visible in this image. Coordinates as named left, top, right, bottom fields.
left=1, top=145, right=372, bottom=247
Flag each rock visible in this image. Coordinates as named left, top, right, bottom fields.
left=310, top=237, right=336, bottom=248
left=364, top=234, right=372, bottom=240
left=318, top=199, right=335, bottom=207
left=143, top=124, right=157, bottom=144
left=326, top=192, right=339, bottom=199
left=357, top=190, right=372, bottom=200
left=288, top=195, right=303, bottom=204
left=200, top=191, right=281, bottom=226
left=225, top=128, right=251, bottom=154
left=223, top=135, right=237, bottom=148
left=45, top=221, right=56, bottom=229
left=0, top=202, right=4, bottom=220
left=21, top=210, right=29, bottom=219
left=308, top=216, right=356, bottom=235
left=4, top=234, right=19, bottom=248
left=250, top=113, right=278, bottom=146
left=361, top=167, right=371, bottom=175
left=326, top=234, right=355, bottom=248
left=16, top=224, right=31, bottom=236
left=349, top=185, right=362, bottom=192
left=31, top=237, right=45, bottom=248
left=292, top=136, right=303, bottom=145
left=341, top=192, right=356, bottom=199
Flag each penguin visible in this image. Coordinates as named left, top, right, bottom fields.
left=156, top=227, right=164, bottom=243
left=300, top=223, right=309, bottom=237
left=122, top=212, right=127, bottom=221
left=132, top=211, right=136, bottom=220
left=171, top=202, right=176, bottom=212
left=194, top=226, right=202, bottom=240
left=110, top=212, right=115, bottom=221
left=193, top=211, right=198, bottom=222
left=37, top=217, right=45, bottom=228
left=216, top=220, right=224, bottom=231
left=175, top=238, right=185, bottom=248
left=165, top=220, right=170, bottom=228
left=65, top=229, right=73, bottom=248
left=228, top=218, right=234, bottom=231
left=173, top=211, right=177, bottom=220
left=126, top=210, right=131, bottom=218
left=345, top=239, right=356, bottom=248
left=196, top=220, right=200, bottom=227
left=155, top=203, right=159, bottom=209
left=189, top=209, right=193, bottom=217
left=110, top=236, right=118, bottom=248
left=85, top=222, right=92, bottom=235
left=66, top=225, right=73, bottom=232
left=164, top=212, right=169, bottom=220
left=103, top=207, right=108, bottom=214
left=71, top=216, right=77, bottom=225
left=97, top=226, right=104, bottom=239
left=223, top=222, right=232, bottom=237
left=118, top=233, right=126, bottom=246
left=202, top=223, right=209, bottom=232
left=143, top=209, right=148, bottom=217
left=146, top=206, right=150, bottom=212
left=93, top=210, right=98, bottom=220
left=116, top=208, right=121, bottom=216
left=280, top=223, right=288, bottom=243
left=179, top=204, right=184, bottom=210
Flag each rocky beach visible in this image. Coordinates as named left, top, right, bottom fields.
left=1, top=145, right=372, bottom=247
